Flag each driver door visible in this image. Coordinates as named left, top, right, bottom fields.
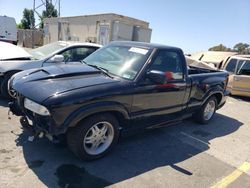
left=131, top=50, right=187, bottom=121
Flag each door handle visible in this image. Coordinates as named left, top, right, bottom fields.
left=234, top=77, right=241, bottom=81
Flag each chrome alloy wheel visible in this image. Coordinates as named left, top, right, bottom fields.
left=7, top=79, right=17, bottom=98
left=203, top=100, right=216, bottom=121
left=83, top=121, right=114, bottom=155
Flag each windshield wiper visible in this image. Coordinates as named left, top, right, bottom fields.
left=81, top=60, right=113, bottom=78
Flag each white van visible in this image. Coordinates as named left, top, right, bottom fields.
left=0, top=16, right=17, bottom=44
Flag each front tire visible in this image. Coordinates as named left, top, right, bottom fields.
left=67, top=113, right=120, bottom=161
left=193, top=96, right=218, bottom=124
left=0, top=72, right=18, bottom=99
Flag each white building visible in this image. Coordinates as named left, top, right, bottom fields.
left=43, top=13, right=152, bottom=45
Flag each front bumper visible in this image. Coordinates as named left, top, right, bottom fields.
left=9, top=97, right=65, bottom=136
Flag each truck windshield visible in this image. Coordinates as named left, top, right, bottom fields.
left=29, top=41, right=69, bottom=60
left=83, top=45, right=151, bottom=80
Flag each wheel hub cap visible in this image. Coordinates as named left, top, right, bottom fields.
left=204, top=100, right=216, bottom=121
left=83, top=121, right=114, bottom=155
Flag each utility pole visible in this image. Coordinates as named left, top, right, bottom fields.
left=59, top=0, right=61, bottom=17
left=31, top=0, right=60, bottom=47
left=32, top=0, right=60, bottom=24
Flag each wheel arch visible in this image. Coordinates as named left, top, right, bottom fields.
left=213, top=93, right=223, bottom=106
left=3, top=70, right=21, bottom=77
left=202, top=91, right=223, bottom=108
left=0, top=70, right=21, bottom=97
left=63, top=101, right=130, bottom=131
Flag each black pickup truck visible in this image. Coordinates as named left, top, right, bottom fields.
left=9, top=41, right=229, bottom=160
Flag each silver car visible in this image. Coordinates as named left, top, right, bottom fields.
left=0, top=41, right=102, bottom=98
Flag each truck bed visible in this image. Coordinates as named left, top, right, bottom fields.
left=185, top=66, right=229, bottom=112
left=188, top=66, right=221, bottom=75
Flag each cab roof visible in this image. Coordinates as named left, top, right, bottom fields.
left=229, top=55, right=250, bottom=60
left=58, top=41, right=102, bottom=48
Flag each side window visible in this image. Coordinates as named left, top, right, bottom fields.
left=60, top=47, right=97, bottom=62
left=149, top=50, right=184, bottom=80
left=237, top=60, right=250, bottom=75
left=225, top=58, right=237, bottom=73
left=235, top=60, right=245, bottom=73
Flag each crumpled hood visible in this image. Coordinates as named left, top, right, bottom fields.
left=11, top=64, right=120, bottom=102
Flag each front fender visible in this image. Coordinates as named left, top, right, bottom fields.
left=62, top=101, right=130, bottom=130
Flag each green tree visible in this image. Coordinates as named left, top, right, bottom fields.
left=208, top=44, right=232, bottom=52
left=233, top=43, right=250, bottom=54
left=39, top=0, right=58, bottom=28
left=17, top=23, right=24, bottom=29
left=18, top=8, right=35, bottom=29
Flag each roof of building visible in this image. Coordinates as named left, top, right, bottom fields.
left=44, top=13, right=149, bottom=25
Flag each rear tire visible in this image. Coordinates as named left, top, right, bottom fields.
left=67, top=113, right=120, bottom=161
left=193, top=96, right=218, bottom=124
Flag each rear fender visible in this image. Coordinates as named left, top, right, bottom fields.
left=201, top=86, right=224, bottom=106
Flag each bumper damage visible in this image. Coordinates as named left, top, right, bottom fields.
left=8, top=101, right=60, bottom=143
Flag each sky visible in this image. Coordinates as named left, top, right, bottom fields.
left=0, top=0, right=250, bottom=53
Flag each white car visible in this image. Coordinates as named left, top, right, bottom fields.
left=0, top=41, right=102, bottom=98
left=0, top=41, right=31, bottom=60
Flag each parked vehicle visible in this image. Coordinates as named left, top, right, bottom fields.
left=0, top=16, right=17, bottom=44
left=9, top=41, right=229, bottom=160
left=0, top=41, right=31, bottom=61
left=190, top=51, right=237, bottom=69
left=0, top=41, right=101, bottom=98
left=222, top=55, right=250, bottom=97
left=185, top=55, right=216, bottom=70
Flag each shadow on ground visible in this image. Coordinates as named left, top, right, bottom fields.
left=231, top=96, right=250, bottom=102
left=15, top=113, right=242, bottom=188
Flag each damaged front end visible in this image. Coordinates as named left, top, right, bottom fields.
left=8, top=95, right=61, bottom=143
left=8, top=100, right=36, bottom=138
left=9, top=100, right=24, bottom=117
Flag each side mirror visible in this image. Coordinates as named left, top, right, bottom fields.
left=50, top=55, right=64, bottom=63
left=147, top=70, right=167, bottom=84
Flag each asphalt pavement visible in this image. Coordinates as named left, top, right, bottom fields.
left=0, top=96, right=250, bottom=188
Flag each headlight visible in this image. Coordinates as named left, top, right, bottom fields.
left=24, top=98, right=50, bottom=116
